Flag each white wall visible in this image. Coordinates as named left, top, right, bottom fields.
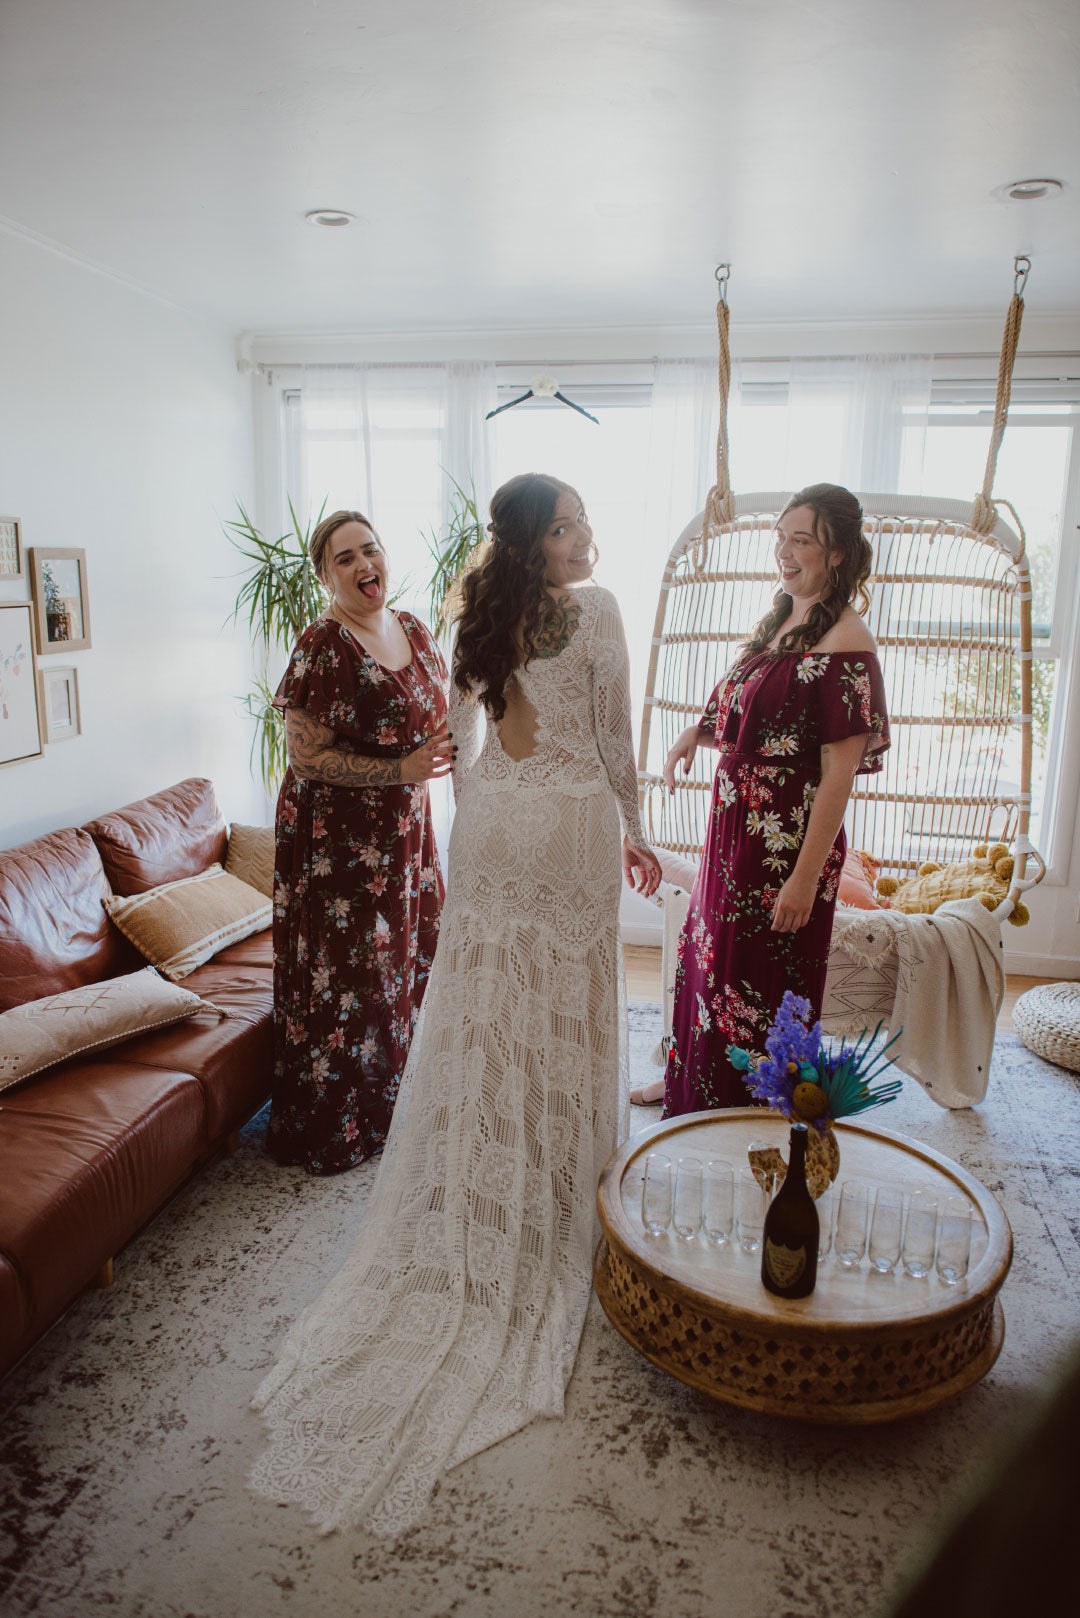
left=0, top=230, right=263, bottom=850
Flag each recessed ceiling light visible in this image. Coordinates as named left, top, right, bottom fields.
left=991, top=177, right=1065, bottom=202
left=304, top=208, right=356, bottom=227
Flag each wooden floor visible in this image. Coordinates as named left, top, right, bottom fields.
left=624, top=944, right=1055, bottom=1035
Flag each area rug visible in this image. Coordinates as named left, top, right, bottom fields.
left=1, top=1006, right=1078, bottom=1618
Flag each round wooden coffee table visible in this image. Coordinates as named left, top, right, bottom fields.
left=595, top=1109, right=1012, bottom=1424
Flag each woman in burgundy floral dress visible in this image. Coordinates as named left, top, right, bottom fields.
left=268, top=509, right=454, bottom=1173
left=634, top=484, right=890, bottom=1115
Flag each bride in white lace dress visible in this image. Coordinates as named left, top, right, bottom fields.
left=251, top=473, right=660, bottom=1536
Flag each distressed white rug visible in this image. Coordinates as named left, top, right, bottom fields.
left=2, top=1006, right=1078, bottom=1618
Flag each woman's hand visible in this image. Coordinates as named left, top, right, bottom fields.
left=400, top=724, right=456, bottom=785
left=770, top=869, right=819, bottom=932
left=623, top=837, right=662, bottom=898
left=663, top=726, right=703, bottom=793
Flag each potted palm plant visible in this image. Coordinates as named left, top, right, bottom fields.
left=424, top=474, right=487, bottom=629
left=226, top=499, right=327, bottom=795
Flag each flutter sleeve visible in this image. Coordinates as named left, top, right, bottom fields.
left=589, top=587, right=650, bottom=846
left=697, top=681, right=724, bottom=743
left=272, top=621, right=356, bottom=734
left=816, top=652, right=891, bottom=775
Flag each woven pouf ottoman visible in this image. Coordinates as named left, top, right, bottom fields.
left=1013, top=982, right=1080, bottom=1073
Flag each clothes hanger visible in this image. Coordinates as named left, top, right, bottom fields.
left=485, top=373, right=599, bottom=425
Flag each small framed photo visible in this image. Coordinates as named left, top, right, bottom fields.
left=39, top=664, right=81, bottom=743
left=0, top=517, right=22, bottom=579
left=30, top=546, right=92, bottom=654
left=0, top=602, right=44, bottom=767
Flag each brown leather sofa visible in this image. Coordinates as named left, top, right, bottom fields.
left=0, top=778, right=273, bottom=1379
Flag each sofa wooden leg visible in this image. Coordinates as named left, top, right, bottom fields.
left=95, top=1258, right=114, bottom=1288
left=224, top=1130, right=241, bottom=1155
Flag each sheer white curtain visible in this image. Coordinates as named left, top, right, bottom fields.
left=445, top=361, right=497, bottom=512
left=292, top=361, right=497, bottom=611
left=642, top=359, right=722, bottom=567
left=782, top=354, right=933, bottom=493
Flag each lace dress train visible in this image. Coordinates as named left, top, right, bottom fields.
left=250, top=586, right=648, bottom=1536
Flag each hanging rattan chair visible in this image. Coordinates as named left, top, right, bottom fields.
left=640, top=263, right=1046, bottom=1101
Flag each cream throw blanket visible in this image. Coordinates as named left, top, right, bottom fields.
left=655, top=872, right=1005, bottom=1110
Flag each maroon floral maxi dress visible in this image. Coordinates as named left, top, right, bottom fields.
left=268, top=613, right=448, bottom=1173
left=664, top=651, right=890, bottom=1117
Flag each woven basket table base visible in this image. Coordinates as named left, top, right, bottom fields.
left=596, top=1110, right=1011, bottom=1425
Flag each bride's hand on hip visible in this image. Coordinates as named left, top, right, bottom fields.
left=622, top=838, right=662, bottom=898
left=662, top=726, right=701, bottom=793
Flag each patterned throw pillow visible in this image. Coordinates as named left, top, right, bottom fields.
left=104, top=864, right=271, bottom=981
left=224, top=824, right=275, bottom=898
left=0, top=968, right=218, bottom=1093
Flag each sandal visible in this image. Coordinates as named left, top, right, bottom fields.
left=630, top=1080, right=666, bottom=1107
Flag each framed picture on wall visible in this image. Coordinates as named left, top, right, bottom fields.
left=0, top=517, right=22, bottom=579
left=30, top=546, right=92, bottom=654
left=0, top=602, right=44, bottom=767
left=39, top=664, right=81, bottom=743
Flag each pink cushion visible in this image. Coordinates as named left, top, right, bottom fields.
left=838, top=848, right=886, bottom=909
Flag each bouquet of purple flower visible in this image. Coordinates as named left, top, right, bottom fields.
left=726, top=990, right=902, bottom=1135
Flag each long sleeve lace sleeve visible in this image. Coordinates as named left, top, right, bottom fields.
left=447, top=670, right=485, bottom=794
left=589, top=588, right=649, bottom=847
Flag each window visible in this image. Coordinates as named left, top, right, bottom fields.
left=901, top=406, right=1077, bottom=858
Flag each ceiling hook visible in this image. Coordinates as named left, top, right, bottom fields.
left=714, top=263, right=731, bottom=307
left=1013, top=255, right=1031, bottom=298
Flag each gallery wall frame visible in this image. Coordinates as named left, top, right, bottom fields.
left=38, top=663, right=81, bottom=744
left=0, top=601, right=44, bottom=767
left=0, top=517, right=22, bottom=580
left=29, top=546, right=91, bottom=654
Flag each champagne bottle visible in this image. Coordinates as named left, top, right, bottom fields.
left=760, top=1122, right=819, bottom=1299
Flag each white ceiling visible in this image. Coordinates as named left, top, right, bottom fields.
left=1, top=0, right=1077, bottom=337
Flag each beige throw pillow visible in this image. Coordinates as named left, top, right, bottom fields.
left=104, top=864, right=272, bottom=981
left=225, top=823, right=275, bottom=898
left=0, top=968, right=217, bottom=1093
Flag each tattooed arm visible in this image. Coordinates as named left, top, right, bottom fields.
left=284, top=709, right=453, bottom=787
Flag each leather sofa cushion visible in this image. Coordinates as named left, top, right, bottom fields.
left=85, top=778, right=228, bottom=896
left=0, top=1059, right=207, bottom=1362
left=0, top=827, right=138, bottom=1012
left=119, top=957, right=273, bottom=1140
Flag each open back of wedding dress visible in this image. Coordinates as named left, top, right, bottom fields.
left=250, top=584, right=646, bottom=1536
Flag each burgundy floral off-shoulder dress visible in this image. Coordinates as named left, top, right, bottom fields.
left=268, top=613, right=448, bottom=1173
left=664, top=650, right=890, bottom=1117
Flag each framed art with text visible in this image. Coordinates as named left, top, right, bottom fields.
left=30, top=546, right=92, bottom=654
left=0, top=517, right=22, bottom=579
left=0, top=602, right=44, bottom=767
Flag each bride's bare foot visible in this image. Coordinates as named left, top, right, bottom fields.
left=630, top=1079, right=666, bottom=1106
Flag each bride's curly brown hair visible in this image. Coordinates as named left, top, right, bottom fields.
left=451, top=472, right=582, bottom=720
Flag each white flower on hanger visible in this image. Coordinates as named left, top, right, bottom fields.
left=531, top=374, right=560, bottom=396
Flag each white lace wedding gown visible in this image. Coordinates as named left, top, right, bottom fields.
left=250, top=585, right=649, bottom=1536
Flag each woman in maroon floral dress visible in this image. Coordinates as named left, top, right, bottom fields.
left=634, top=484, right=890, bottom=1115
left=268, top=509, right=454, bottom=1173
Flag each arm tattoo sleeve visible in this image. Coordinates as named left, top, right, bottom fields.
left=285, top=708, right=403, bottom=786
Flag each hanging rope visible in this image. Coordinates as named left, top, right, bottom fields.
left=692, top=265, right=736, bottom=569
left=971, top=256, right=1030, bottom=535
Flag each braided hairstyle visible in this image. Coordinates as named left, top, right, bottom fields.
left=737, top=483, right=872, bottom=665
left=451, top=472, right=582, bottom=721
